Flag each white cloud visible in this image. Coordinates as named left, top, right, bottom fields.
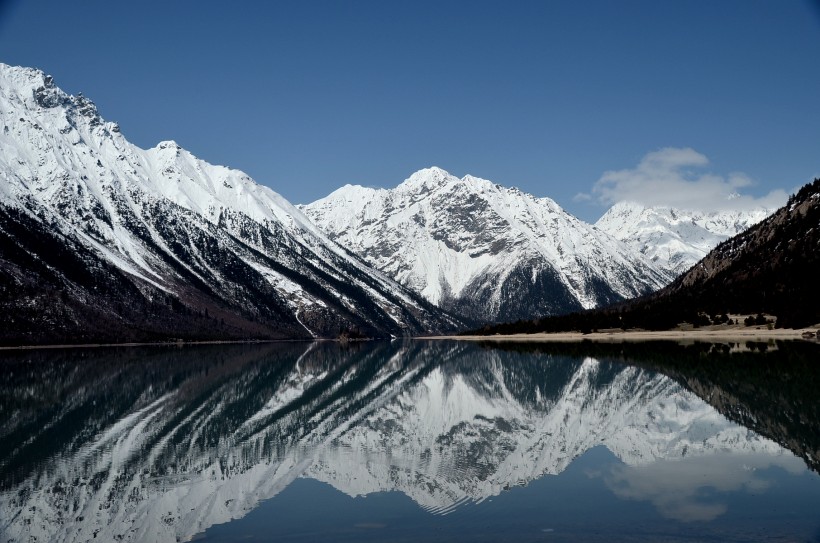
left=578, top=147, right=787, bottom=212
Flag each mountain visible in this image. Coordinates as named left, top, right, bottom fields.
left=480, top=178, right=820, bottom=333
left=664, top=178, right=820, bottom=327
left=0, top=341, right=796, bottom=542
left=0, top=64, right=458, bottom=344
left=301, top=168, right=671, bottom=323
left=596, top=201, right=774, bottom=276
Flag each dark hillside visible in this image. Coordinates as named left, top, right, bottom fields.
left=666, top=178, right=820, bottom=328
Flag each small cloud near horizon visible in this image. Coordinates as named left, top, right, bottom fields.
left=574, top=147, right=788, bottom=212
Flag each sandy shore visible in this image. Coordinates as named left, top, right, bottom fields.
left=421, top=327, right=819, bottom=343
left=2, top=327, right=817, bottom=350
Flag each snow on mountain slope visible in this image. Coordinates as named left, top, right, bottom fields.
left=596, top=201, right=773, bottom=277
left=0, top=342, right=790, bottom=542
left=0, top=63, right=456, bottom=341
left=301, top=168, right=671, bottom=323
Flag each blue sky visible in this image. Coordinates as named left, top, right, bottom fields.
left=1, top=0, right=818, bottom=221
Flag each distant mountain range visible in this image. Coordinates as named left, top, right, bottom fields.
left=596, top=201, right=772, bottom=276
left=664, top=178, right=820, bottom=328
left=0, top=62, right=796, bottom=343
left=302, top=169, right=778, bottom=325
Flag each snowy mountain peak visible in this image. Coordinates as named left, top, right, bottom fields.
left=401, top=166, right=456, bottom=188
left=605, top=200, right=647, bottom=215
left=303, top=170, right=670, bottom=322
left=398, top=167, right=505, bottom=197
left=0, top=63, right=52, bottom=100
left=0, top=64, right=305, bottom=232
left=0, top=64, right=104, bottom=128
left=154, top=139, right=181, bottom=151
left=596, top=201, right=774, bottom=276
left=323, top=182, right=386, bottom=202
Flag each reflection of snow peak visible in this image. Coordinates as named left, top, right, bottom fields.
left=0, top=345, right=786, bottom=543
left=307, top=358, right=783, bottom=512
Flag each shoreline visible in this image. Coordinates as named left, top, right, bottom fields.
left=0, top=338, right=320, bottom=351
left=1, top=327, right=817, bottom=351
left=420, top=327, right=819, bottom=343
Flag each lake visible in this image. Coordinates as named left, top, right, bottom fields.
left=1, top=340, right=819, bottom=542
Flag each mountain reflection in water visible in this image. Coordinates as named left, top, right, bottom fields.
left=0, top=340, right=818, bottom=542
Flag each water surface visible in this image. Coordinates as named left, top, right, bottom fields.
left=1, top=340, right=818, bottom=542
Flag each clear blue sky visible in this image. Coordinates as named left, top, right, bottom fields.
left=1, top=0, right=818, bottom=221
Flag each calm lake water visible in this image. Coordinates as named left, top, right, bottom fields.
left=1, top=340, right=819, bottom=542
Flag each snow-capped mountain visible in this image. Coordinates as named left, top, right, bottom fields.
left=0, top=341, right=791, bottom=542
left=596, top=201, right=773, bottom=276
left=0, top=63, right=457, bottom=342
left=301, top=168, right=671, bottom=323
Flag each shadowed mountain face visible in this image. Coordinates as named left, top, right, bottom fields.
left=617, top=180, right=820, bottom=329
left=1, top=340, right=816, bottom=543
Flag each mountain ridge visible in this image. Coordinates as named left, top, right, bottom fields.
left=0, top=61, right=802, bottom=343
left=0, top=63, right=458, bottom=344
